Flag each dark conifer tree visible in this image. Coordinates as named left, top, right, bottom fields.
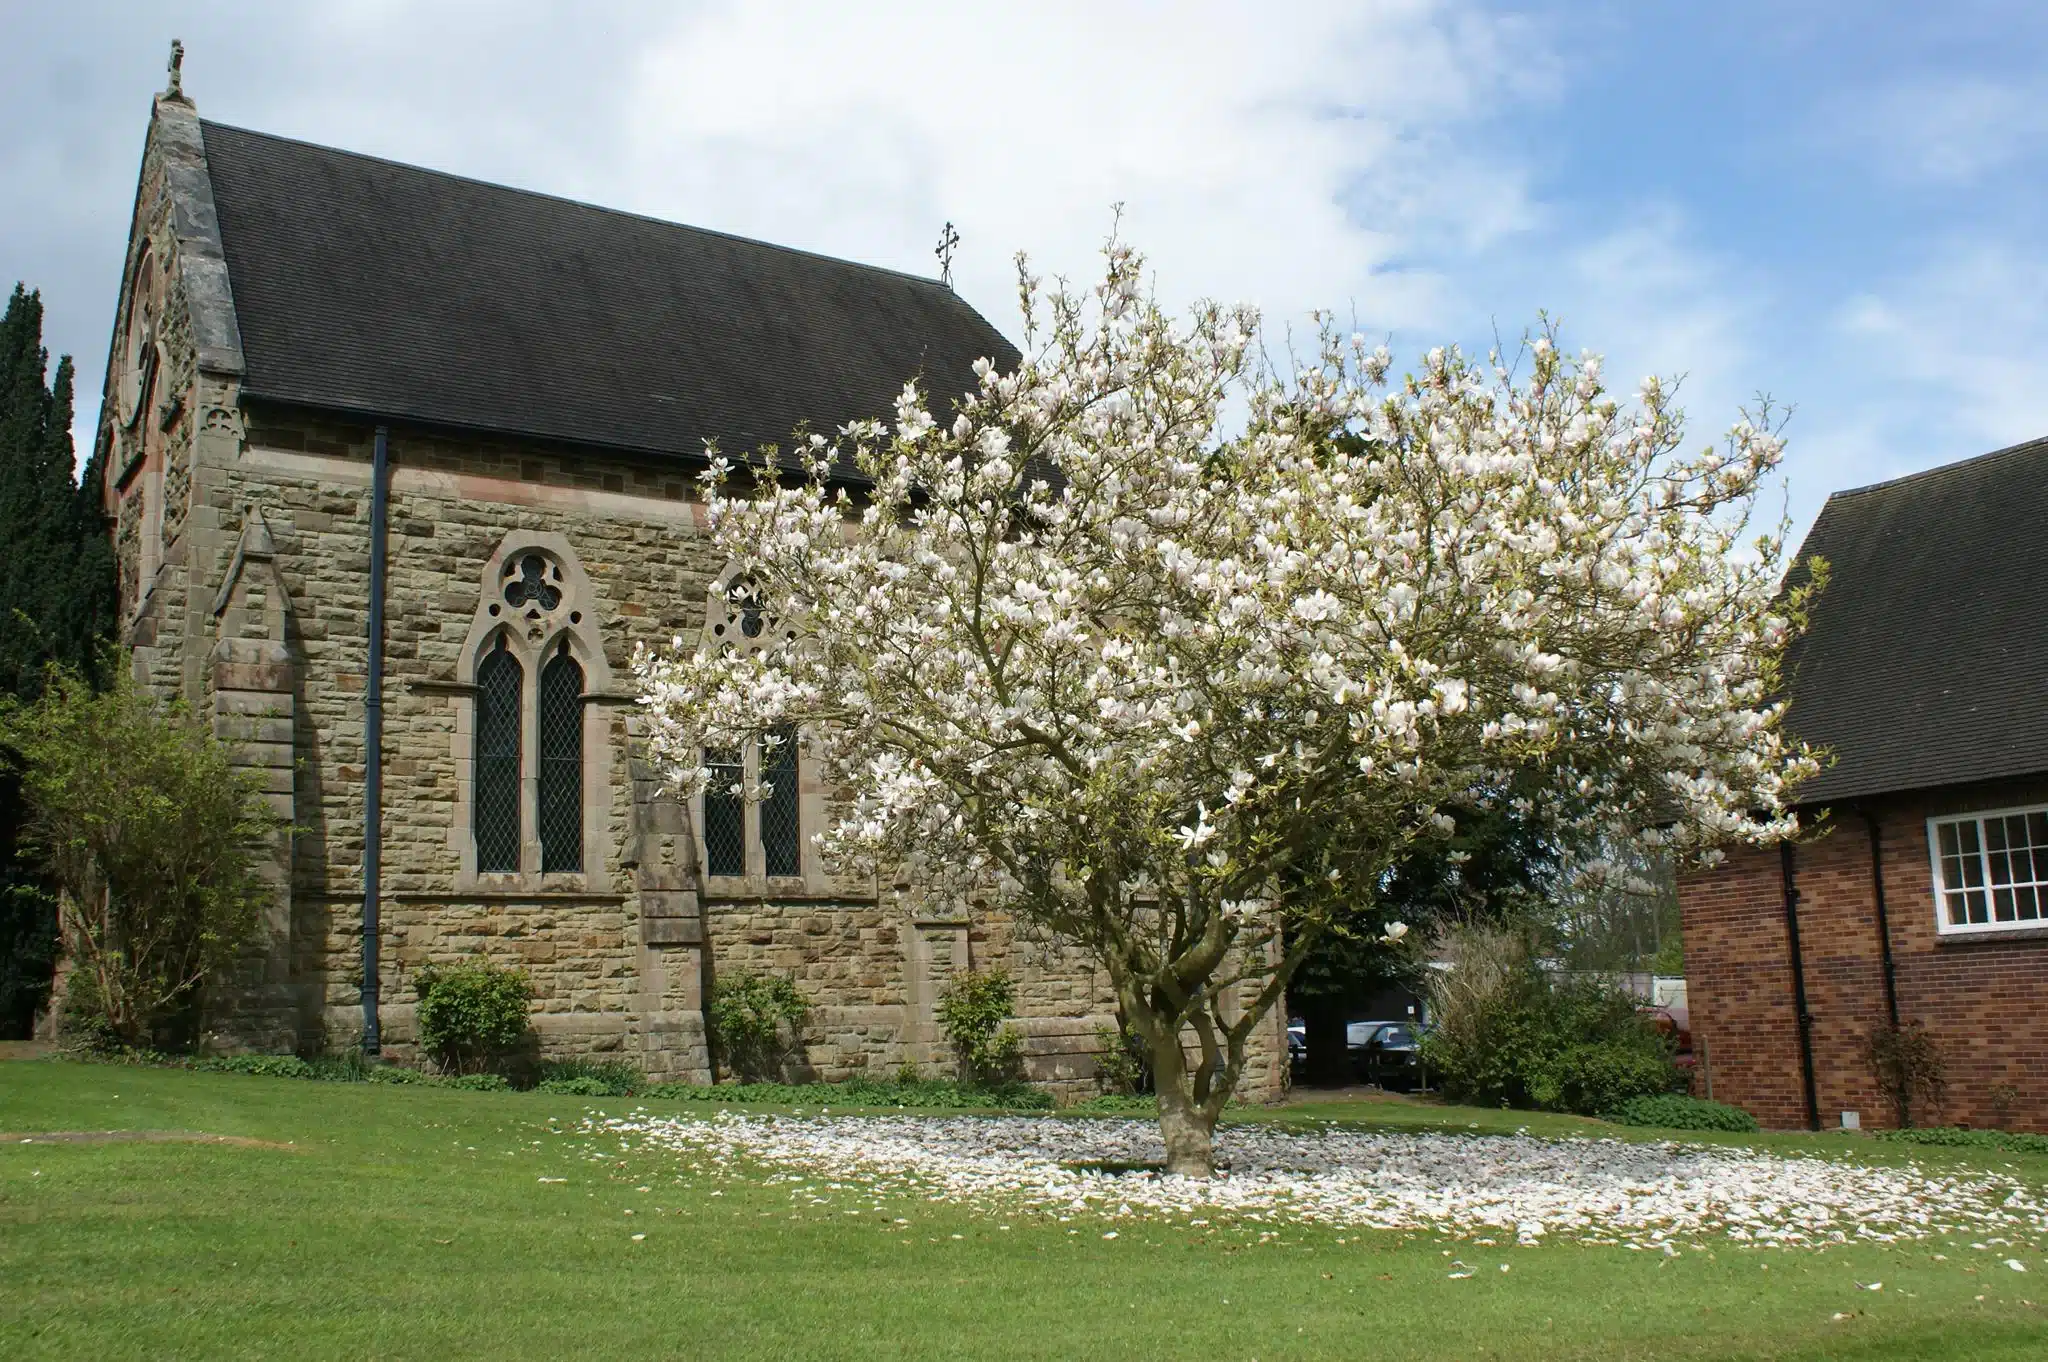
left=0, top=284, right=118, bottom=1036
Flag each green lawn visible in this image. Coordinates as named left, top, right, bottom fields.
left=3, top=1060, right=2044, bottom=1361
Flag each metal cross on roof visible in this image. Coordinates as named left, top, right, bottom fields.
left=166, top=39, right=185, bottom=98
left=935, top=221, right=960, bottom=288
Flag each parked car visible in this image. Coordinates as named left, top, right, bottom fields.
left=1287, top=1018, right=1308, bottom=1077
left=1347, top=1020, right=1426, bottom=1090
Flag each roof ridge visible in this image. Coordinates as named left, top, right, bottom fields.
left=196, top=118, right=962, bottom=296
left=1828, top=432, right=2048, bottom=502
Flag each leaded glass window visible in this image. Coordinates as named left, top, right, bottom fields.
left=1932, top=807, right=2048, bottom=933
left=538, top=643, right=583, bottom=873
left=474, top=637, right=522, bottom=873
left=703, top=746, right=745, bottom=877
left=759, top=726, right=801, bottom=877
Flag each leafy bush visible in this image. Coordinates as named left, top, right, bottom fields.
left=445, top=1073, right=510, bottom=1092
left=640, top=1075, right=1053, bottom=1111
left=303, top=1047, right=373, bottom=1083
left=196, top=1053, right=315, bottom=1080
left=707, top=969, right=810, bottom=1082
left=1423, top=928, right=1679, bottom=1116
left=412, top=960, right=533, bottom=1076
left=537, top=1076, right=613, bottom=1096
left=1531, top=1041, right=1680, bottom=1117
left=535, top=1057, right=643, bottom=1096
left=1065, top=1093, right=1158, bottom=1114
left=936, top=968, right=1024, bottom=1086
left=365, top=1063, right=433, bottom=1085
left=1874, top=1126, right=2048, bottom=1156
left=0, top=665, right=277, bottom=1049
left=1091, top=1022, right=1150, bottom=1096
left=1867, top=1021, right=1946, bottom=1128
left=1610, top=1093, right=1759, bottom=1132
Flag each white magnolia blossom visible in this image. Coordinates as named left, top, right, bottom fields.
left=634, top=241, right=1816, bottom=1173
left=576, top=1113, right=2048, bottom=1254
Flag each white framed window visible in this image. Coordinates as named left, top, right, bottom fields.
left=1927, top=804, right=2048, bottom=935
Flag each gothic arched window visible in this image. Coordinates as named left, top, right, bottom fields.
left=474, top=636, right=523, bottom=874
left=538, top=641, right=584, bottom=873
left=759, top=725, right=801, bottom=877
left=702, top=746, right=746, bottom=877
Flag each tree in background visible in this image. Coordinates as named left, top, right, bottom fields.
left=0, top=665, right=273, bottom=1050
left=636, top=240, right=1814, bottom=1176
left=0, top=284, right=120, bottom=1037
left=1287, top=798, right=1565, bottom=1085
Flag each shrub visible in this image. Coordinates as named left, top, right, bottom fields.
left=1092, top=1022, right=1150, bottom=1096
left=0, top=665, right=277, bottom=1049
left=640, top=1076, right=1053, bottom=1111
left=445, top=1073, right=510, bottom=1092
left=1867, top=1021, right=1945, bottom=1128
left=1423, top=926, right=1679, bottom=1116
left=196, top=1054, right=315, bottom=1080
left=365, top=1063, right=432, bottom=1085
left=537, top=1075, right=613, bottom=1096
left=707, top=969, right=810, bottom=1082
left=1066, top=1093, right=1158, bottom=1115
left=1875, top=1126, right=2048, bottom=1156
left=412, top=960, right=533, bottom=1076
left=1610, top=1093, right=1759, bottom=1132
left=936, top=968, right=1024, bottom=1087
left=535, top=1057, right=643, bottom=1096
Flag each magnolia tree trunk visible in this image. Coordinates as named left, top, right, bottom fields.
left=1155, top=1079, right=1219, bottom=1177
left=1138, top=1008, right=1234, bottom=1177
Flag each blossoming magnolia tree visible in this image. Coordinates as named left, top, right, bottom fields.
left=635, top=243, right=1816, bottom=1177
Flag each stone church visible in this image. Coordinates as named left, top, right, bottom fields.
left=97, top=70, right=1285, bottom=1098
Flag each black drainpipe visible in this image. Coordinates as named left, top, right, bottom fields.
left=1864, top=808, right=1904, bottom=1126
left=1864, top=810, right=1901, bottom=1029
left=1780, top=841, right=1820, bottom=1131
left=361, top=425, right=391, bottom=1054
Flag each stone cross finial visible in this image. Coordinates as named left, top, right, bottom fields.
left=166, top=39, right=184, bottom=98
left=935, top=220, right=959, bottom=288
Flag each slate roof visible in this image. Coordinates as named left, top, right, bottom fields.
left=197, top=120, right=1018, bottom=464
left=1782, top=435, right=2048, bottom=805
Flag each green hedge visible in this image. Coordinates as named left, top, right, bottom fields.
left=1423, top=966, right=1682, bottom=1116
left=641, top=1076, right=1054, bottom=1110
left=1608, top=1094, right=1758, bottom=1132
left=1874, top=1126, right=2048, bottom=1155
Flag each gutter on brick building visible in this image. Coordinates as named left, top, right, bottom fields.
left=1780, top=842, right=1820, bottom=1131
left=1863, top=809, right=1902, bottom=1030
left=361, top=425, right=390, bottom=1053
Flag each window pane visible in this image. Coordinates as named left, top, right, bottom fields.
left=1945, top=890, right=1970, bottom=925
left=2014, top=885, right=2040, bottom=922
left=759, top=725, right=800, bottom=877
left=474, top=642, right=522, bottom=873
left=1993, top=886, right=2016, bottom=921
left=703, top=747, right=745, bottom=876
left=1937, top=821, right=1961, bottom=859
left=538, top=650, right=583, bottom=873
left=1986, top=816, right=2011, bottom=853
left=1967, top=888, right=1989, bottom=924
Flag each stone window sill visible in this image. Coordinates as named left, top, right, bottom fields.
left=1935, top=926, right=2048, bottom=947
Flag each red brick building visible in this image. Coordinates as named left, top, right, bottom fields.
left=1680, top=440, right=2048, bottom=1133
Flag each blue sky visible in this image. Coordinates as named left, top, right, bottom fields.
left=4, top=1, right=2044, bottom=548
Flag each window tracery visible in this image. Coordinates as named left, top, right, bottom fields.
left=455, top=532, right=609, bottom=886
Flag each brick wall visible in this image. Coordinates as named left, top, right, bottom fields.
left=1680, top=777, right=2048, bottom=1132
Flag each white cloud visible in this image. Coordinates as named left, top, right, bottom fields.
left=609, top=1, right=1547, bottom=343
left=1819, top=73, right=2048, bottom=185
left=1837, top=238, right=2048, bottom=451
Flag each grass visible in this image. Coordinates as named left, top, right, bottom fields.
left=2, top=1060, right=2045, bottom=1360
